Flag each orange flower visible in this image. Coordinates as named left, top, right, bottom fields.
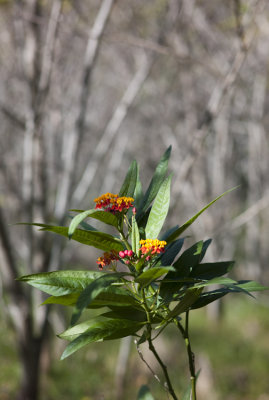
left=139, top=239, right=167, bottom=259
left=96, top=250, right=119, bottom=270
left=94, top=193, right=134, bottom=213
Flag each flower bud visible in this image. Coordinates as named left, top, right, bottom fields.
left=119, top=251, right=125, bottom=258
left=127, top=250, right=133, bottom=257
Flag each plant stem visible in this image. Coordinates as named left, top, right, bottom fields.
left=176, top=312, right=197, bottom=400
left=148, top=336, right=178, bottom=400
left=141, top=289, right=178, bottom=400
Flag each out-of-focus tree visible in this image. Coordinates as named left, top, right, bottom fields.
left=0, top=0, right=269, bottom=399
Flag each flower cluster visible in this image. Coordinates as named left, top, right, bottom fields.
left=96, top=250, right=119, bottom=270
left=139, top=239, right=167, bottom=260
left=94, top=193, right=134, bottom=213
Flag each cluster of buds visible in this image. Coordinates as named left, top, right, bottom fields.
left=119, top=249, right=134, bottom=265
left=96, top=250, right=119, bottom=270
left=94, top=193, right=134, bottom=213
left=139, top=239, right=167, bottom=261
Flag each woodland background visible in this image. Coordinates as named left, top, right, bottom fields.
left=0, top=0, right=269, bottom=399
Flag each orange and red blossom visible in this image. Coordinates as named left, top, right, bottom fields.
left=94, top=193, right=134, bottom=213
left=96, top=250, right=119, bottom=270
left=139, top=239, right=167, bottom=260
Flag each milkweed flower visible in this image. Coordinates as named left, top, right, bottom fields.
left=139, top=239, right=167, bottom=259
left=96, top=250, right=119, bottom=270
left=94, top=193, right=134, bottom=213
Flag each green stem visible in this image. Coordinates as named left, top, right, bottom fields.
left=141, top=289, right=178, bottom=400
left=176, top=312, right=197, bottom=400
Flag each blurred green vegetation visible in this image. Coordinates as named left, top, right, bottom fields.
left=1, top=295, right=269, bottom=400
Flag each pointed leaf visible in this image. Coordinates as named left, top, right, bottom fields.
left=23, top=223, right=124, bottom=252
left=166, top=288, right=203, bottom=319
left=160, top=238, right=184, bottom=266
left=134, top=166, right=144, bottom=209
left=69, top=210, right=118, bottom=238
left=191, top=289, right=229, bottom=309
left=137, top=146, right=171, bottom=219
left=132, top=216, right=140, bottom=256
left=60, top=318, right=143, bottom=359
left=190, top=261, right=235, bottom=280
left=145, top=175, right=171, bottom=239
left=119, top=160, right=138, bottom=198
left=71, top=273, right=126, bottom=325
left=166, top=188, right=238, bottom=243
left=18, top=270, right=104, bottom=296
left=236, top=280, right=269, bottom=292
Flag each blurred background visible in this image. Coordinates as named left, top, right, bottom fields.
left=0, top=0, right=269, bottom=399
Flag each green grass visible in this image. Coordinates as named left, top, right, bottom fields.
left=1, top=295, right=269, bottom=399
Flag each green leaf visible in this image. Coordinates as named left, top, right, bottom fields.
left=160, top=238, right=184, bottom=266
left=137, top=385, right=155, bottom=400
left=145, top=175, right=172, bottom=239
left=60, top=318, right=143, bottom=359
left=236, top=280, right=269, bottom=292
left=166, top=188, right=238, bottom=243
left=166, top=288, right=203, bottom=319
left=135, top=266, right=175, bottom=288
left=18, top=270, right=104, bottom=296
left=42, top=286, right=140, bottom=309
left=134, top=166, right=144, bottom=209
left=194, top=277, right=237, bottom=288
left=25, top=223, right=124, bottom=252
left=160, top=240, right=211, bottom=300
left=71, top=273, right=126, bottom=325
left=191, top=289, right=229, bottom=309
left=190, top=261, right=235, bottom=280
left=119, top=160, right=138, bottom=198
left=132, top=216, right=140, bottom=256
left=100, top=307, right=148, bottom=322
left=137, top=146, right=171, bottom=219
left=68, top=210, right=118, bottom=238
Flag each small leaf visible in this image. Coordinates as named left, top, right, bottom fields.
left=145, top=175, right=172, bottom=239
left=194, top=277, right=237, bottom=288
left=71, top=273, right=127, bottom=325
left=119, top=160, right=138, bottom=198
left=137, top=385, right=155, bottom=400
left=135, top=266, right=175, bottom=288
left=191, top=289, right=229, bottom=309
left=236, top=280, right=269, bottom=292
left=165, top=187, right=238, bottom=243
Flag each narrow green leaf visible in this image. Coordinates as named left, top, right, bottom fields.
left=194, top=277, right=237, bottom=288
left=236, top=280, right=269, bottom=292
left=134, top=166, right=144, bottom=209
left=166, top=288, right=203, bottom=319
left=119, top=160, right=138, bottom=198
left=60, top=318, right=143, bottom=359
left=191, top=289, right=229, bottom=309
left=166, top=187, right=238, bottom=243
left=71, top=273, right=126, bottom=325
left=100, top=307, right=148, bottom=322
left=160, top=238, right=184, bottom=266
left=43, top=286, right=140, bottom=309
left=190, top=261, right=235, bottom=280
left=145, top=175, right=172, bottom=239
left=18, top=270, right=104, bottom=296
left=132, top=216, right=140, bottom=256
left=68, top=210, right=118, bottom=238
left=137, top=146, right=171, bottom=219
left=24, top=223, right=124, bottom=252
left=135, top=266, right=175, bottom=288
left=137, top=385, right=155, bottom=400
